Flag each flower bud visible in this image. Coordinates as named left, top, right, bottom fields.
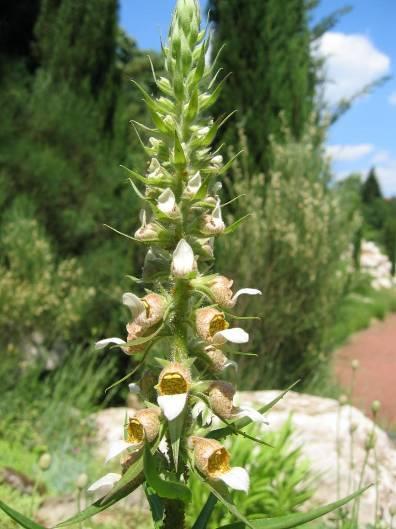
left=201, top=201, right=225, bottom=235
left=76, top=473, right=88, bottom=490
left=134, top=210, right=162, bottom=241
left=371, top=400, right=381, bottom=414
left=39, top=453, right=52, bottom=471
left=208, top=381, right=236, bottom=419
left=184, top=172, right=202, bottom=198
left=171, top=239, right=196, bottom=277
left=211, top=155, right=223, bottom=168
left=135, top=408, right=161, bottom=443
left=147, top=158, right=163, bottom=179
left=351, top=359, right=359, bottom=370
left=204, top=346, right=235, bottom=373
left=157, top=188, right=178, bottom=217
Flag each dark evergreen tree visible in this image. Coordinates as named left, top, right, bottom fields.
left=34, top=0, right=118, bottom=96
left=361, top=167, right=383, bottom=203
left=208, top=0, right=316, bottom=173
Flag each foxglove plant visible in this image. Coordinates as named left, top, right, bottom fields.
left=0, top=1, right=369, bottom=528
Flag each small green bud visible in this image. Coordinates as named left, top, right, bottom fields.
left=371, top=400, right=381, bottom=414
left=338, top=394, right=348, bottom=406
left=364, top=431, right=376, bottom=451
left=39, top=453, right=52, bottom=471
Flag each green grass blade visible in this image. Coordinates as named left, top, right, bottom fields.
left=191, top=493, right=218, bottom=529
left=0, top=500, right=47, bottom=529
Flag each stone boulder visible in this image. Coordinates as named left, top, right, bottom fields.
left=93, top=391, right=396, bottom=525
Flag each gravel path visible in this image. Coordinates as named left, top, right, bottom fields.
left=335, top=314, right=396, bottom=427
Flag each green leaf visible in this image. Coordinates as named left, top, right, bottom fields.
left=216, top=485, right=372, bottom=529
left=200, top=73, right=231, bottom=111
left=144, top=485, right=164, bottom=528
left=208, top=381, right=300, bottom=441
left=197, top=476, right=254, bottom=529
left=174, top=132, right=187, bottom=166
left=191, top=493, right=218, bottom=529
left=143, top=444, right=191, bottom=504
left=223, top=214, right=252, bottom=235
left=186, top=88, right=199, bottom=122
left=0, top=500, right=47, bottom=529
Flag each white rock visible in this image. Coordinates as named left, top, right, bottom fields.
left=240, top=390, right=396, bottom=525
left=92, top=392, right=396, bottom=525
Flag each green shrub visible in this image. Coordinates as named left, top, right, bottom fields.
left=0, top=203, right=95, bottom=353
left=217, top=122, right=360, bottom=389
left=187, top=421, right=314, bottom=528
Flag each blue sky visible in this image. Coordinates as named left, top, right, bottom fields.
left=120, top=0, right=396, bottom=197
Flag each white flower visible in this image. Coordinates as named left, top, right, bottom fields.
left=184, top=172, right=202, bottom=197
left=171, top=239, right=196, bottom=277
left=95, top=337, right=127, bottom=350
left=211, top=155, right=223, bottom=167
left=157, top=188, right=177, bottom=215
left=156, top=362, right=191, bottom=421
left=122, top=292, right=145, bottom=319
left=195, top=307, right=249, bottom=345
left=213, top=327, right=249, bottom=345
left=88, top=472, right=121, bottom=493
left=190, top=437, right=249, bottom=493
left=197, top=126, right=210, bottom=137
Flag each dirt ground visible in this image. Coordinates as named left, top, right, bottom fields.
left=335, top=314, right=396, bottom=429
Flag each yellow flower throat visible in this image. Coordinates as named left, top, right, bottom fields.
left=208, top=447, right=230, bottom=476
left=209, top=314, right=229, bottom=337
left=127, top=418, right=144, bottom=443
left=160, top=373, right=188, bottom=395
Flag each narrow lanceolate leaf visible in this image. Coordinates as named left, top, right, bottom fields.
left=168, top=407, right=187, bottom=470
left=223, top=214, right=253, bottom=235
left=191, top=493, right=218, bottom=529
left=208, top=381, right=300, bottom=441
left=174, top=131, right=187, bottom=166
left=0, top=500, right=47, bottom=529
left=199, top=73, right=231, bottom=111
left=216, top=485, right=372, bottom=529
left=143, top=444, right=192, bottom=504
left=196, top=475, right=254, bottom=529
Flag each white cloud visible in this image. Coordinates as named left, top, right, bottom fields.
left=317, top=32, right=391, bottom=105
left=389, top=91, right=396, bottom=106
left=327, top=144, right=374, bottom=162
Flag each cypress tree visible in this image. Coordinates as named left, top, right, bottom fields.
left=361, top=167, right=383, bottom=203
left=34, top=0, right=119, bottom=120
left=208, top=0, right=316, bottom=174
